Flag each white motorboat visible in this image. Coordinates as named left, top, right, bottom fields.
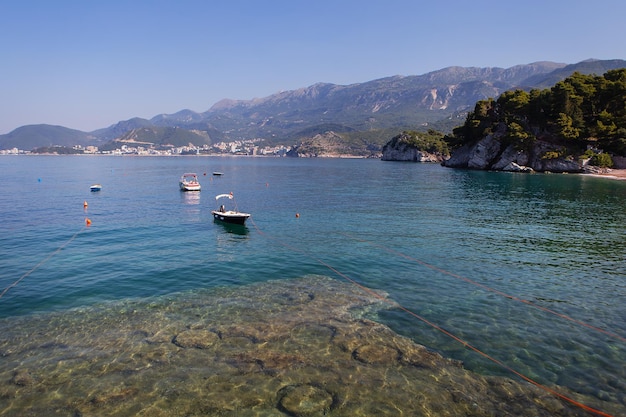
left=179, top=173, right=201, bottom=191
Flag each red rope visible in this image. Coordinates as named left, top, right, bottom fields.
left=342, top=232, right=626, bottom=344
left=250, top=220, right=616, bottom=417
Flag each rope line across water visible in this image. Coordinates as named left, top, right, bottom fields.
left=341, top=232, right=626, bottom=345
left=1, top=216, right=616, bottom=416
left=250, top=219, right=615, bottom=417
left=0, top=226, right=87, bottom=300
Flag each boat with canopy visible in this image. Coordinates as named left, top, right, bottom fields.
left=211, top=193, right=250, bottom=225
left=179, top=173, right=201, bottom=191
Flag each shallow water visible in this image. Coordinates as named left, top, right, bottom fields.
left=0, top=155, right=625, bottom=416
left=0, top=276, right=605, bottom=416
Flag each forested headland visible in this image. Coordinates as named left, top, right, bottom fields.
left=447, top=69, right=626, bottom=168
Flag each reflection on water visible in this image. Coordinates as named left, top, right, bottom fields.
left=214, top=221, right=250, bottom=263
left=180, top=190, right=201, bottom=205
left=0, top=276, right=611, bottom=417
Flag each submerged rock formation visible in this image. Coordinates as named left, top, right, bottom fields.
left=0, top=275, right=607, bottom=416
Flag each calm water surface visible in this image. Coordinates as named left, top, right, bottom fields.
left=0, top=155, right=624, bottom=415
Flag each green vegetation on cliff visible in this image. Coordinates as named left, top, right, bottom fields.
left=448, top=69, right=626, bottom=163
left=386, top=130, right=449, bottom=156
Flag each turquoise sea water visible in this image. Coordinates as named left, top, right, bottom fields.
left=0, top=155, right=625, bottom=416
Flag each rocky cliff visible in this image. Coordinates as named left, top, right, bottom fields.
left=381, top=146, right=442, bottom=162
left=286, top=131, right=380, bottom=158
left=442, top=134, right=583, bottom=173
left=441, top=68, right=626, bottom=173
left=380, top=131, right=447, bottom=162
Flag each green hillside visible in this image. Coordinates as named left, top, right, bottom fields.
left=448, top=69, right=626, bottom=163
left=100, top=126, right=212, bottom=151
left=0, top=125, right=94, bottom=150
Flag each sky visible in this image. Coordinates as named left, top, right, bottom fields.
left=1, top=0, right=625, bottom=134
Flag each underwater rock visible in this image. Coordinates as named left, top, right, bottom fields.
left=278, top=384, right=334, bottom=417
left=172, top=329, right=219, bottom=349
left=0, top=276, right=612, bottom=416
left=352, top=343, right=400, bottom=364
left=10, top=369, right=35, bottom=386
left=90, top=387, right=138, bottom=405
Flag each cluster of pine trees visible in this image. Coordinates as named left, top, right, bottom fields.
left=386, top=129, right=450, bottom=156
left=448, top=69, right=626, bottom=163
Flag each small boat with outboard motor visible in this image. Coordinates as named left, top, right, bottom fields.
left=211, top=193, right=250, bottom=225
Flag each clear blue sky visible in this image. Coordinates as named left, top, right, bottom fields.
left=1, top=0, right=624, bottom=134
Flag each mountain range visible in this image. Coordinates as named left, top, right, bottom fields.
left=2, top=59, right=625, bottom=153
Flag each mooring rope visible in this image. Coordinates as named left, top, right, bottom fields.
left=341, top=232, right=626, bottom=345
left=0, top=226, right=86, bottom=300
left=249, top=218, right=615, bottom=417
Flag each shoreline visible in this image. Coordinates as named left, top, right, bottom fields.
left=581, top=168, right=626, bottom=180
left=4, top=153, right=626, bottom=177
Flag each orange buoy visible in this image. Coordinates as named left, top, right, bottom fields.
left=85, top=218, right=92, bottom=226
left=295, top=213, right=300, bottom=218
left=83, top=200, right=88, bottom=208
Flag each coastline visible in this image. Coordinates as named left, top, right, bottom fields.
left=581, top=168, right=626, bottom=180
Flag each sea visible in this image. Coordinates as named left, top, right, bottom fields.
left=0, top=155, right=624, bottom=416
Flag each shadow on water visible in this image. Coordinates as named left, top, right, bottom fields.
left=213, top=219, right=250, bottom=236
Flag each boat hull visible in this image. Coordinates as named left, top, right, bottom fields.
left=180, top=183, right=201, bottom=191
left=179, top=173, right=201, bottom=191
left=211, top=210, right=250, bottom=225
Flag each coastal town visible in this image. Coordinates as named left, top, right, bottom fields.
left=0, top=138, right=293, bottom=157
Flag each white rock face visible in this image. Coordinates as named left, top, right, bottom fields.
left=491, top=145, right=529, bottom=170
left=381, top=147, right=441, bottom=162
left=467, top=135, right=501, bottom=169
left=502, top=162, right=534, bottom=172
left=381, top=132, right=444, bottom=162
left=443, top=136, right=583, bottom=173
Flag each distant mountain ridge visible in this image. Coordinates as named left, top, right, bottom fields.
left=0, top=125, right=99, bottom=150
left=2, top=59, right=625, bottom=152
